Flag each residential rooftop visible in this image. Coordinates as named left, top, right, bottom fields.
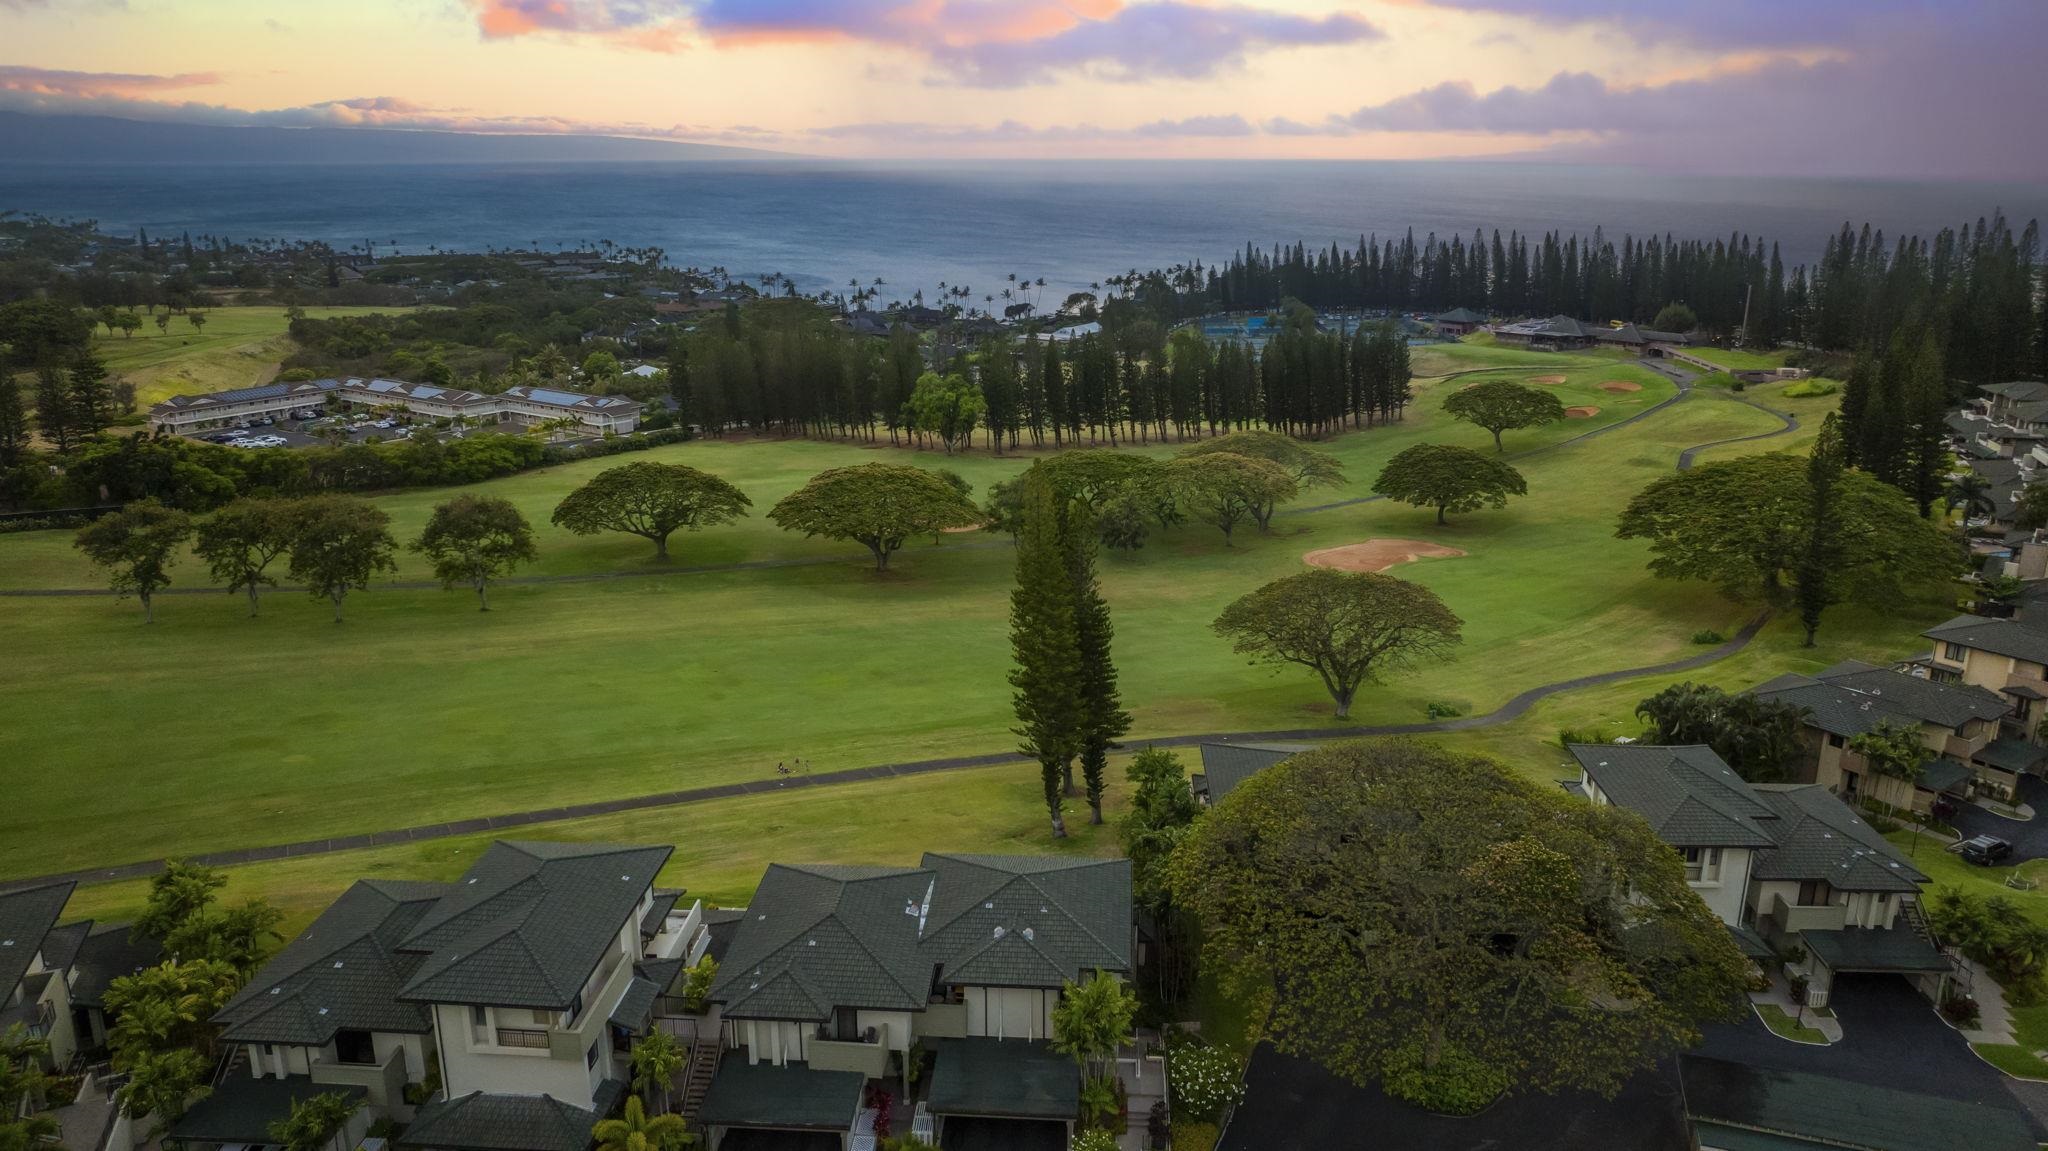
left=1750, top=659, right=2009, bottom=737
left=1925, top=613, right=2048, bottom=667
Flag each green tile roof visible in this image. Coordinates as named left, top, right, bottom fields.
left=926, top=1038, right=1078, bottom=1120
left=1570, top=745, right=1778, bottom=847
left=0, top=882, right=73, bottom=998
left=1680, top=1055, right=2033, bottom=1151
left=1916, top=757, right=1973, bottom=796
left=1924, top=613, right=2048, bottom=668
left=1751, top=660, right=2009, bottom=736
left=216, top=879, right=447, bottom=1046
left=1749, top=785, right=1925, bottom=892
left=168, top=1075, right=366, bottom=1146
left=920, top=854, right=1132, bottom=990
left=397, top=841, right=673, bottom=1009
left=697, top=1053, right=863, bottom=1131
left=1799, top=927, right=1951, bottom=974
left=1973, top=737, right=2048, bottom=774
left=1196, top=743, right=1310, bottom=804
left=69, top=923, right=162, bottom=1008
left=712, top=864, right=932, bottom=1020
left=403, top=1081, right=623, bottom=1151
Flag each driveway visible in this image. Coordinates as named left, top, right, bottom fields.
left=1950, top=775, right=2048, bottom=860
left=1694, top=974, right=2048, bottom=1136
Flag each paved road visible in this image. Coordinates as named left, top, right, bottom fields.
left=1951, top=775, right=2048, bottom=859
left=2, top=611, right=1771, bottom=893
left=1696, top=974, right=2048, bottom=1136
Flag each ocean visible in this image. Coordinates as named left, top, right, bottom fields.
left=5, top=160, right=2043, bottom=303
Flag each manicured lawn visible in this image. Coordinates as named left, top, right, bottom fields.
left=1681, top=347, right=1791, bottom=372
left=0, top=342, right=1888, bottom=889
left=1757, top=1003, right=1829, bottom=1044
left=88, top=305, right=416, bottom=407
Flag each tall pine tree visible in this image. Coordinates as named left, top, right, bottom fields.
left=1009, top=470, right=1081, bottom=838
left=1066, top=499, right=1129, bottom=825
left=1796, top=414, right=1846, bottom=647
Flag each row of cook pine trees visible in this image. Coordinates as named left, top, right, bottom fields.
left=672, top=300, right=1411, bottom=448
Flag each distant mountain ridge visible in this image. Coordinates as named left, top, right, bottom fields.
left=0, top=112, right=789, bottom=164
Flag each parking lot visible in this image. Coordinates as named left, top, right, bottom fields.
left=186, top=412, right=465, bottom=450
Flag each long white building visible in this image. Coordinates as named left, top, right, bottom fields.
left=150, top=377, right=642, bottom=436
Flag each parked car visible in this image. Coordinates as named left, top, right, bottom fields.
left=1960, top=835, right=2015, bottom=866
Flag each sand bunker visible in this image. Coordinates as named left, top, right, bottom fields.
left=1565, top=406, right=1601, bottom=419
left=942, top=524, right=984, bottom=534
left=1529, top=374, right=1569, bottom=385
left=1598, top=380, right=1643, bottom=393
left=1303, top=539, right=1467, bottom=574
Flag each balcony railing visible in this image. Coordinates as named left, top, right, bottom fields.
left=1771, top=893, right=1848, bottom=934
left=0, top=998, right=53, bottom=1039
left=495, top=1027, right=552, bottom=1049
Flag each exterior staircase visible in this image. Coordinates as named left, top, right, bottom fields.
left=677, top=1041, right=718, bottom=1121
left=1901, top=898, right=1937, bottom=944
left=209, top=1043, right=249, bottom=1087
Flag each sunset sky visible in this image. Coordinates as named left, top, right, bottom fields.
left=1, top=0, right=2042, bottom=177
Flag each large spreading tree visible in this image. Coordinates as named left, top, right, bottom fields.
left=1615, top=435, right=1961, bottom=641
left=74, top=499, right=193, bottom=623
left=1179, top=430, right=1344, bottom=531
left=769, top=462, right=981, bottom=571
left=1171, top=739, right=1749, bottom=1112
left=1166, top=451, right=1297, bottom=543
left=1213, top=568, right=1462, bottom=718
left=1372, top=443, right=1527, bottom=525
left=1441, top=379, right=1566, bottom=451
left=551, top=462, right=750, bottom=561
left=414, top=494, right=540, bottom=610
left=194, top=498, right=297, bottom=618
left=1634, top=683, right=1811, bottom=782
left=287, top=495, right=398, bottom=623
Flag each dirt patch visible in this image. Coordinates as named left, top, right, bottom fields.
left=1564, top=406, right=1601, bottom=419
left=1528, top=374, right=1569, bottom=385
left=1302, top=539, right=1468, bottom=574
left=1598, top=380, right=1643, bottom=393
left=941, top=524, right=984, bottom=534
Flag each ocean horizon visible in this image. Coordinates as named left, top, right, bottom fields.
left=7, top=158, right=2043, bottom=303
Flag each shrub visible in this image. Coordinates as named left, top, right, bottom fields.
left=1071, top=1131, right=1120, bottom=1151
left=682, top=956, right=718, bottom=1014
left=367, top=1117, right=403, bottom=1140
left=1379, top=1038, right=1509, bottom=1115
left=1168, top=1122, right=1219, bottom=1151
left=1783, top=379, right=1839, bottom=398
left=1925, top=887, right=2048, bottom=1004
left=1691, top=629, right=1726, bottom=645
left=1166, top=1043, right=1242, bottom=1123
left=1424, top=701, right=1463, bottom=719
left=1787, top=974, right=1810, bottom=1005
left=1147, top=1101, right=1170, bottom=1150
left=1940, top=992, right=1981, bottom=1028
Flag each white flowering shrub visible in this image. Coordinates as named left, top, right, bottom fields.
left=1070, top=1131, right=1119, bottom=1151
left=1167, top=1043, right=1243, bottom=1122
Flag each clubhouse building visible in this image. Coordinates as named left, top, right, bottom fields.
left=148, top=377, right=642, bottom=436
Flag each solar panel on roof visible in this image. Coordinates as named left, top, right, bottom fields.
left=413, top=386, right=444, bottom=399
left=525, top=388, right=590, bottom=407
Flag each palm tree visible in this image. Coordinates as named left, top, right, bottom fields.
left=628, top=1031, right=684, bottom=1114
left=1945, top=472, right=1997, bottom=521
left=592, top=1096, right=694, bottom=1151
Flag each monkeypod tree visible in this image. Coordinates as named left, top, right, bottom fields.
left=551, top=461, right=751, bottom=561
left=286, top=495, right=398, bottom=623
left=193, top=498, right=297, bottom=618
left=413, top=495, right=540, bottom=611
left=1213, top=568, right=1462, bottom=718
left=1372, top=443, right=1527, bottom=525
left=1167, top=452, right=1298, bottom=543
left=1179, top=430, right=1344, bottom=531
left=769, top=462, right=981, bottom=571
left=1442, top=379, right=1566, bottom=451
left=74, top=499, right=194, bottom=623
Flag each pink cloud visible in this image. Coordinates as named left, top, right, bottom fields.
left=0, top=65, right=223, bottom=98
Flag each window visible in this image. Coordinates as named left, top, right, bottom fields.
left=1944, top=642, right=1968, bottom=662
left=1681, top=847, right=1722, bottom=883
left=1797, top=880, right=1834, bottom=907
left=471, top=1005, right=488, bottom=1028
left=831, top=1007, right=861, bottom=1043
left=585, top=1039, right=601, bottom=1070
left=334, top=1029, right=376, bottom=1066
left=1826, top=733, right=1845, bottom=749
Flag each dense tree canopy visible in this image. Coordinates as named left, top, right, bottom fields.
left=768, top=462, right=981, bottom=570
left=286, top=496, right=398, bottom=622
left=551, top=462, right=750, bottom=560
left=1372, top=443, right=1527, bottom=524
left=1166, top=451, right=1297, bottom=542
left=1634, top=683, right=1811, bottom=782
left=74, top=499, right=193, bottom=623
left=1441, top=380, right=1566, bottom=451
left=193, top=498, right=296, bottom=617
left=414, top=495, right=540, bottom=609
left=1171, top=739, right=1749, bottom=1110
left=1212, top=568, right=1462, bottom=718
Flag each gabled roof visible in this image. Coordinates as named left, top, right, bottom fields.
left=710, top=863, right=933, bottom=1020
left=1750, top=659, right=2009, bottom=737
left=919, top=854, right=1132, bottom=989
left=39, top=920, right=91, bottom=974
left=216, top=879, right=449, bottom=1045
left=499, top=384, right=641, bottom=413
left=1924, top=613, right=2048, bottom=667
left=0, top=882, right=74, bottom=996
left=70, top=923, right=163, bottom=1008
left=1749, top=785, right=1925, bottom=892
left=151, top=378, right=339, bottom=413
left=336, top=377, right=489, bottom=407
left=1982, top=380, right=2048, bottom=404
left=1569, top=745, right=1778, bottom=847
left=397, top=841, right=672, bottom=1009
left=1434, top=307, right=1485, bottom=324
left=403, top=1080, right=624, bottom=1151
left=1196, top=742, right=1310, bottom=803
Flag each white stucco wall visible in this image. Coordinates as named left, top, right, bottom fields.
left=1689, top=847, right=1752, bottom=927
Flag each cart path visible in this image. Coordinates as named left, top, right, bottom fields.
left=2, top=612, right=1769, bottom=892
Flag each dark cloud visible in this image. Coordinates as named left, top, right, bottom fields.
left=1417, top=0, right=1980, bottom=48
left=927, top=5, right=1381, bottom=87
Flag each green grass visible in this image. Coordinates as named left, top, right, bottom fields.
left=88, top=306, right=419, bottom=407
left=1679, top=347, right=1791, bottom=372
left=1757, top=1003, right=1829, bottom=1043
left=0, top=342, right=1896, bottom=891
left=1974, top=1042, right=2048, bottom=1079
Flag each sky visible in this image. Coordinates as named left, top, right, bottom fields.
left=1, top=0, right=2043, bottom=177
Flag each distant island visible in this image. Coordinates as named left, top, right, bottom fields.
left=0, top=111, right=792, bottom=165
